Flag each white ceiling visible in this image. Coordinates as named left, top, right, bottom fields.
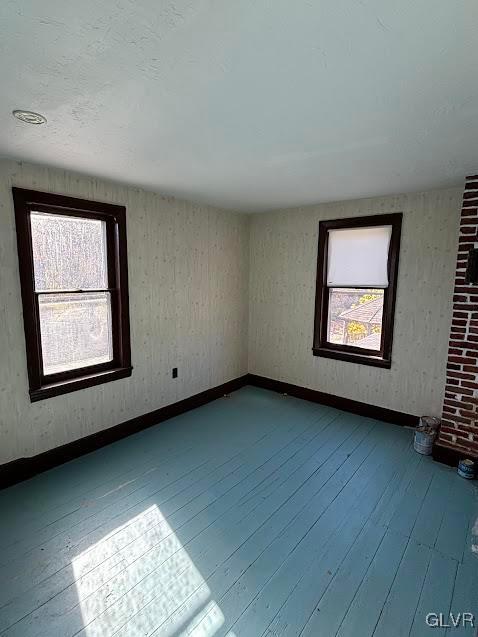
left=1, top=0, right=477, bottom=211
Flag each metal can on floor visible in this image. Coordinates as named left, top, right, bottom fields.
left=457, top=458, right=476, bottom=480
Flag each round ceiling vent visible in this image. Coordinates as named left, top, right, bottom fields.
left=12, top=110, right=47, bottom=125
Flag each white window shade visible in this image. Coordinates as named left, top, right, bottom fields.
left=327, top=225, right=392, bottom=287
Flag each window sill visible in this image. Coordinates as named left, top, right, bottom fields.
left=312, top=347, right=391, bottom=369
left=29, top=366, right=133, bottom=402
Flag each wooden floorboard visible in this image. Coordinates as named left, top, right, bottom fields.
left=0, top=386, right=477, bottom=637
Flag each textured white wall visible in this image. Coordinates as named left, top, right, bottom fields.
left=248, top=188, right=462, bottom=417
left=0, top=161, right=464, bottom=463
left=0, top=160, right=249, bottom=463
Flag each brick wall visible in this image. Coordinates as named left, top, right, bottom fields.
left=440, top=174, right=478, bottom=457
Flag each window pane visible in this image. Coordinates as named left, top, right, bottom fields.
left=39, top=292, right=113, bottom=375
left=327, top=288, right=384, bottom=351
left=31, top=212, right=108, bottom=291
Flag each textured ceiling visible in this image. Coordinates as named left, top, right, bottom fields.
left=1, top=0, right=477, bottom=211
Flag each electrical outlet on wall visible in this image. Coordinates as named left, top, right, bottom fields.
left=172, top=367, right=178, bottom=379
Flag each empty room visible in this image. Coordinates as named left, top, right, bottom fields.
left=1, top=1, right=477, bottom=636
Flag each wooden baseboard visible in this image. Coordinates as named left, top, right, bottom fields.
left=247, top=374, right=419, bottom=427
left=2, top=372, right=457, bottom=489
left=0, top=375, right=249, bottom=489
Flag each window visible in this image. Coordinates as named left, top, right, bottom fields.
left=313, top=213, right=402, bottom=368
left=13, top=188, right=132, bottom=400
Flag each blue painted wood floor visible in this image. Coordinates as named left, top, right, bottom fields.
left=0, top=387, right=477, bottom=637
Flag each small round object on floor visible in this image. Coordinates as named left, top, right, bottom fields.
left=457, top=458, right=476, bottom=480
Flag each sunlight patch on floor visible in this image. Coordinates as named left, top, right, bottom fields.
left=174, top=600, right=226, bottom=637
left=72, top=504, right=225, bottom=637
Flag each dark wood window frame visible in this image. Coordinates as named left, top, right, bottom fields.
left=13, top=188, right=132, bottom=401
left=313, top=212, right=402, bottom=369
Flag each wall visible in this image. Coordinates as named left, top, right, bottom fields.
left=439, top=174, right=478, bottom=457
left=248, top=187, right=462, bottom=417
left=0, top=159, right=466, bottom=463
left=0, top=160, right=249, bottom=463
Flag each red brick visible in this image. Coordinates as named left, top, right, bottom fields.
left=443, top=405, right=457, bottom=415
left=454, top=423, right=478, bottom=434
left=444, top=398, right=473, bottom=410
left=463, top=440, right=478, bottom=451
left=455, top=432, right=476, bottom=445
left=458, top=340, right=478, bottom=349
left=453, top=303, right=478, bottom=312
left=461, top=380, right=478, bottom=389
left=437, top=433, right=454, bottom=445
left=446, top=363, right=462, bottom=372
left=447, top=361, right=461, bottom=369
left=446, top=378, right=460, bottom=386
left=443, top=413, right=474, bottom=425
left=463, top=365, right=478, bottom=373
left=461, top=208, right=478, bottom=217
left=440, top=418, right=457, bottom=427
left=458, top=410, right=478, bottom=420
left=448, top=347, right=463, bottom=357
left=445, top=392, right=457, bottom=400
left=445, top=382, right=471, bottom=393
left=456, top=434, right=477, bottom=443
left=452, top=319, right=468, bottom=327
left=458, top=243, right=473, bottom=250
left=454, top=440, right=476, bottom=454
left=438, top=429, right=454, bottom=438
left=447, top=370, right=475, bottom=380
left=447, top=356, right=476, bottom=365
left=439, top=428, right=457, bottom=438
